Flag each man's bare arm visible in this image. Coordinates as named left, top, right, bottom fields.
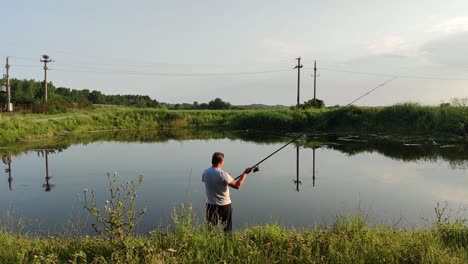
left=228, top=167, right=252, bottom=189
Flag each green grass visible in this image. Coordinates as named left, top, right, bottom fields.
left=0, top=212, right=467, bottom=263
left=0, top=103, right=467, bottom=145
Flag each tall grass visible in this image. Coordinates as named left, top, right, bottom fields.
left=0, top=103, right=466, bottom=144
left=0, top=206, right=467, bottom=263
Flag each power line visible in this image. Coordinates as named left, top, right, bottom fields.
left=53, top=50, right=296, bottom=68
left=50, top=67, right=293, bottom=77
left=309, top=67, right=468, bottom=81
left=8, top=56, right=37, bottom=61
left=8, top=60, right=468, bottom=80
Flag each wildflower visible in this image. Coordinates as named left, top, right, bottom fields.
left=105, top=200, right=110, bottom=205
left=84, top=188, right=88, bottom=193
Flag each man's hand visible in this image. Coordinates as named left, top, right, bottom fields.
left=244, top=167, right=253, bottom=174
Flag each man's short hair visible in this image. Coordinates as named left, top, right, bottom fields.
left=212, top=152, right=224, bottom=165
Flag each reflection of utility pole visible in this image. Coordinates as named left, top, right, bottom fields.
left=2, top=154, right=12, bottom=190
left=43, top=150, right=55, bottom=192
left=293, top=146, right=301, bottom=191
left=294, top=57, right=303, bottom=107
left=40, top=55, right=52, bottom=102
left=312, top=147, right=316, bottom=187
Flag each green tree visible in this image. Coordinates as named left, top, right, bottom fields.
left=208, top=98, right=231, bottom=109
left=302, top=98, right=325, bottom=109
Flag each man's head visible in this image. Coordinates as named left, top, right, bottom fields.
left=212, top=152, right=224, bottom=166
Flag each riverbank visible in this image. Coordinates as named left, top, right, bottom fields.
left=0, top=103, right=467, bottom=145
left=0, top=213, right=467, bottom=263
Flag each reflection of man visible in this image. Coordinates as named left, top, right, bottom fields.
left=202, top=152, right=252, bottom=232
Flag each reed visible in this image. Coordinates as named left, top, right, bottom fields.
left=0, top=103, right=466, bottom=145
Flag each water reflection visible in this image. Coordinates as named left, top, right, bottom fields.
left=0, top=130, right=466, bottom=234
left=2, top=153, right=12, bottom=190
left=2, top=150, right=57, bottom=191
left=293, top=145, right=318, bottom=191
left=0, top=130, right=467, bottom=193
left=312, top=146, right=316, bottom=187
left=37, top=150, right=55, bottom=192
left=1, top=130, right=467, bottom=167
left=294, top=146, right=301, bottom=191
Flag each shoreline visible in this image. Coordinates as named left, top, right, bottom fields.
left=1, top=104, right=466, bottom=146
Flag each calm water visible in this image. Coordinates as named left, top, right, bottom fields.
left=0, top=131, right=467, bottom=234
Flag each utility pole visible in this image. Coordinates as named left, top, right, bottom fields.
left=313, top=60, right=317, bottom=100
left=40, top=55, right=52, bottom=102
left=5, top=57, right=11, bottom=112
left=294, top=57, right=303, bottom=107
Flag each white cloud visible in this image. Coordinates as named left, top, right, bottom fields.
left=261, top=38, right=306, bottom=58
left=420, top=31, right=468, bottom=67
left=428, top=17, right=468, bottom=34
left=368, top=35, right=414, bottom=56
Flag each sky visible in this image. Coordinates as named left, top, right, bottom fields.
left=1, top=0, right=468, bottom=106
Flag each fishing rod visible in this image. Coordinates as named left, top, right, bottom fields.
left=234, top=76, right=397, bottom=181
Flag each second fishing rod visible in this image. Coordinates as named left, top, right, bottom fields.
left=234, top=76, right=397, bottom=181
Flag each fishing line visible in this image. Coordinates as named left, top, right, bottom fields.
left=234, top=76, right=397, bottom=180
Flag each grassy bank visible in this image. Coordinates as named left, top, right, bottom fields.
left=0, top=103, right=467, bottom=145
left=0, top=213, right=467, bottom=263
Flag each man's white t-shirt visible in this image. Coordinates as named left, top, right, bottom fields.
left=202, top=167, right=234, bottom=206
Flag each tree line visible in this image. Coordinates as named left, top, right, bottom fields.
left=0, top=79, right=239, bottom=110
left=0, top=78, right=162, bottom=108
left=1, top=78, right=328, bottom=110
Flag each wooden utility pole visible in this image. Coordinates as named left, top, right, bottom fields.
left=313, top=60, right=317, bottom=100
left=5, top=57, right=11, bottom=112
left=40, top=55, right=52, bottom=102
left=294, top=57, right=303, bottom=107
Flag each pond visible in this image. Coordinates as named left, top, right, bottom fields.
left=0, top=130, right=467, bottom=234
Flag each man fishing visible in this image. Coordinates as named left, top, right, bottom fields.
left=202, top=152, right=252, bottom=232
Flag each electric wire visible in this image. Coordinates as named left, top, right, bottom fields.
left=52, top=50, right=297, bottom=67
left=8, top=61, right=468, bottom=80
left=304, top=67, right=468, bottom=81
left=50, top=67, right=293, bottom=77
